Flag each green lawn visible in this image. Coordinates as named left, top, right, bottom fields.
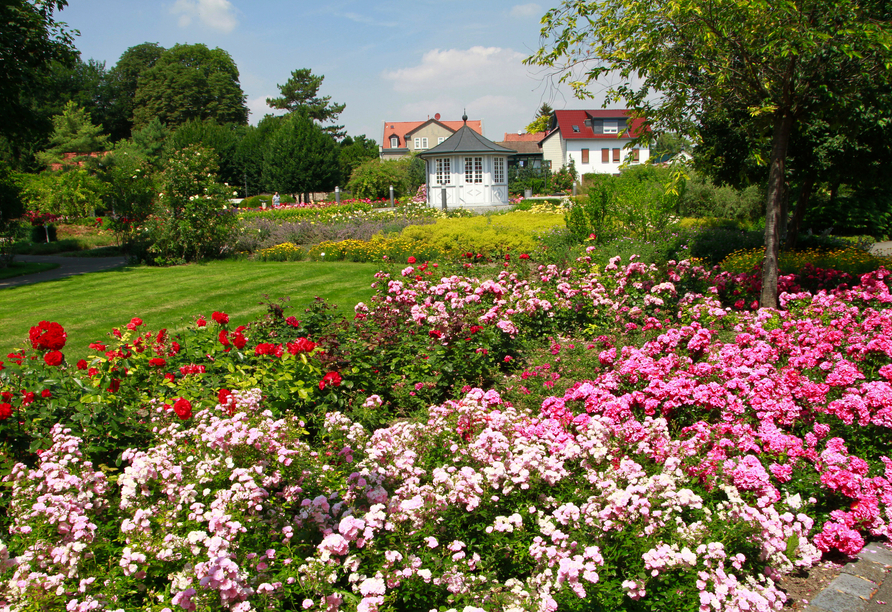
left=0, top=260, right=379, bottom=362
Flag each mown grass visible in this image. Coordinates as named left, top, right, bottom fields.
left=0, top=260, right=379, bottom=362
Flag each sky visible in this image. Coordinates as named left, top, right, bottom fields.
left=55, top=0, right=619, bottom=144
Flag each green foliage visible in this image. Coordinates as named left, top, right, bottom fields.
left=550, top=160, right=577, bottom=193
left=146, top=145, right=238, bottom=264
left=0, top=162, right=24, bottom=266
left=567, top=165, right=682, bottom=243
left=804, top=186, right=892, bottom=239
left=240, top=193, right=296, bottom=208
left=347, top=157, right=417, bottom=200
left=400, top=211, right=564, bottom=258
left=35, top=101, right=110, bottom=168
left=132, top=43, right=248, bottom=131
left=261, top=110, right=339, bottom=196
left=165, top=118, right=243, bottom=186
left=116, top=116, right=168, bottom=167
left=18, top=168, right=106, bottom=217
left=678, top=172, right=764, bottom=222
left=338, top=135, right=379, bottom=184
left=525, top=103, right=553, bottom=134
left=266, top=68, right=346, bottom=138
left=0, top=0, right=77, bottom=140
left=99, top=151, right=156, bottom=253
left=105, top=42, right=165, bottom=138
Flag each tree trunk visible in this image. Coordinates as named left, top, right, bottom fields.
left=787, top=171, right=814, bottom=251
left=760, top=110, right=796, bottom=309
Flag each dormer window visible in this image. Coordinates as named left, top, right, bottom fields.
left=603, top=120, right=618, bottom=134
left=390, top=136, right=399, bottom=148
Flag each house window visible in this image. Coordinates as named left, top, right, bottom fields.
left=390, top=136, right=399, bottom=148
left=613, top=148, right=620, bottom=162
left=581, top=149, right=589, bottom=164
left=632, top=149, right=640, bottom=162
left=602, top=148, right=609, bottom=163
left=603, top=120, right=618, bottom=134
left=422, top=137, right=428, bottom=149
left=436, top=158, right=451, bottom=185
left=494, top=157, right=505, bottom=183
left=572, top=125, right=580, bottom=133
left=414, top=137, right=428, bottom=149
left=438, top=137, right=446, bottom=144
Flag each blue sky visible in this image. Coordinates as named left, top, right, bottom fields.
left=55, top=0, right=616, bottom=144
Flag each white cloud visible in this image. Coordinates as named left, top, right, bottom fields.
left=510, top=3, right=541, bottom=18
left=170, top=0, right=238, bottom=33
left=382, top=47, right=527, bottom=94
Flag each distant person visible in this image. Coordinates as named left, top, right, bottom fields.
left=273, top=192, right=281, bottom=207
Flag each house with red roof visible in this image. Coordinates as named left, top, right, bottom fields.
left=540, top=110, right=649, bottom=175
left=380, top=115, right=484, bottom=161
left=496, top=132, right=548, bottom=170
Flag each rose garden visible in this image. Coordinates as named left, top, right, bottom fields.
left=3, top=226, right=892, bottom=611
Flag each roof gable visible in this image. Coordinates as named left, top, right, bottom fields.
left=382, top=118, right=484, bottom=149
left=550, top=109, right=648, bottom=140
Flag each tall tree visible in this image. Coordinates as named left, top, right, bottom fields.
left=36, top=101, right=110, bottom=168
left=525, top=102, right=554, bottom=134
left=338, top=135, right=379, bottom=185
left=132, top=43, right=248, bottom=131
left=527, top=0, right=892, bottom=307
left=0, top=0, right=77, bottom=139
left=165, top=118, right=243, bottom=187
left=234, top=114, right=283, bottom=196
left=266, top=69, right=345, bottom=139
left=262, top=109, right=339, bottom=198
left=106, top=42, right=165, bottom=139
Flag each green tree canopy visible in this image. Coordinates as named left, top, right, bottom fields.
left=106, top=42, right=165, bottom=139
left=133, top=43, right=248, bottom=131
left=338, top=135, right=379, bottom=185
left=262, top=110, right=339, bottom=196
left=165, top=118, right=243, bottom=187
left=525, top=102, right=553, bottom=134
left=0, top=0, right=77, bottom=139
left=36, top=101, right=110, bottom=168
left=266, top=68, right=345, bottom=139
left=527, top=0, right=892, bottom=307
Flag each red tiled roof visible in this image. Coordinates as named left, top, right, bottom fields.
left=502, top=131, right=547, bottom=142
left=550, top=110, right=648, bottom=140
left=382, top=119, right=483, bottom=149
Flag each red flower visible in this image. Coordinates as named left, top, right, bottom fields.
left=218, top=389, right=235, bottom=415
left=43, top=350, right=63, bottom=367
left=429, top=330, right=443, bottom=339
left=173, top=397, right=192, bottom=420
left=212, top=311, right=229, bottom=325
left=179, top=364, right=206, bottom=375
left=6, top=353, right=23, bottom=365
left=230, top=331, right=247, bottom=350
left=505, top=253, right=511, bottom=261
left=287, top=337, right=316, bottom=354
left=41, top=389, right=52, bottom=399
left=29, top=321, right=66, bottom=351
left=285, top=316, right=300, bottom=328
left=89, top=342, right=106, bottom=351
left=519, top=253, right=530, bottom=260
left=22, top=390, right=35, bottom=405
left=76, top=359, right=88, bottom=370
left=149, top=357, right=166, bottom=368
left=196, top=316, right=207, bottom=327
left=255, top=343, right=282, bottom=357
left=127, top=317, right=143, bottom=330
left=218, top=330, right=231, bottom=346
left=88, top=367, right=99, bottom=377
left=0, top=404, right=11, bottom=420
left=170, top=341, right=181, bottom=354
left=408, top=256, right=417, bottom=264
left=319, top=371, right=342, bottom=391
left=107, top=379, right=121, bottom=393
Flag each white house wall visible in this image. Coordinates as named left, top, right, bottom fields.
left=541, top=134, right=565, bottom=171
left=565, top=139, right=649, bottom=175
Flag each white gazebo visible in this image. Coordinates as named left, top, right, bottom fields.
left=417, top=114, right=516, bottom=209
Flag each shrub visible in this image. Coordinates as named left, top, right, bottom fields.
left=721, top=245, right=892, bottom=277
left=347, top=158, right=415, bottom=200
left=146, top=145, right=239, bottom=264
left=255, top=242, right=306, bottom=261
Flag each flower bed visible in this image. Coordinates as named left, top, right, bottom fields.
left=1, top=259, right=892, bottom=611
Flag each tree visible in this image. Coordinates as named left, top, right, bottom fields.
left=106, top=43, right=165, bottom=138
left=36, top=101, right=110, bottom=168
left=132, top=44, right=248, bottom=131
left=525, top=103, right=554, bottom=134
left=266, top=69, right=346, bottom=139
left=262, top=110, right=339, bottom=198
left=165, top=119, right=242, bottom=187
left=528, top=0, right=892, bottom=307
left=338, top=135, right=379, bottom=185
left=0, top=0, right=77, bottom=139
left=0, top=162, right=24, bottom=266
left=234, top=115, right=283, bottom=197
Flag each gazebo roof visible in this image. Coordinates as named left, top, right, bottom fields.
left=418, top=116, right=515, bottom=157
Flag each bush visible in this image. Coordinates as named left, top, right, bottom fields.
left=678, top=173, right=764, bottom=222
left=255, top=242, right=306, bottom=261
left=241, top=193, right=297, bottom=209
left=146, top=145, right=239, bottom=264
left=347, top=158, right=414, bottom=200
left=720, top=245, right=892, bottom=276
left=399, top=211, right=564, bottom=258
left=29, top=224, right=57, bottom=243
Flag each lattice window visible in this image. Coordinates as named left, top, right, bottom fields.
left=494, top=157, right=505, bottom=183
left=436, top=158, right=451, bottom=185
left=474, top=157, right=483, bottom=183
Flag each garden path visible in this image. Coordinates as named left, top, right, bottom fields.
left=0, top=254, right=128, bottom=290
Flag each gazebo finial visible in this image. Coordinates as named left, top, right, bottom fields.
left=462, top=109, right=468, bottom=124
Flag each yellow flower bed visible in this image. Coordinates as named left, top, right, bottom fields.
left=721, top=245, right=892, bottom=276
left=255, top=242, right=305, bottom=262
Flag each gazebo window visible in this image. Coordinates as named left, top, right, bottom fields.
left=436, top=158, right=451, bottom=185
left=494, top=157, right=505, bottom=183
left=465, top=157, right=483, bottom=183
